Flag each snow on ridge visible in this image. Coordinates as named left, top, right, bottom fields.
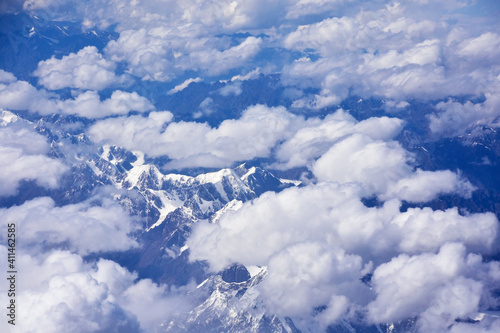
left=241, top=166, right=256, bottom=181
left=195, top=168, right=234, bottom=184
left=146, top=188, right=183, bottom=231
left=279, top=178, right=302, bottom=186
left=211, top=199, right=243, bottom=223
left=0, top=110, right=20, bottom=125
left=245, top=265, right=266, bottom=278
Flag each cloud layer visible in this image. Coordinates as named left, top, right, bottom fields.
left=0, top=70, right=153, bottom=118
left=188, top=180, right=499, bottom=330
left=0, top=110, right=68, bottom=196
left=0, top=192, right=190, bottom=333
left=88, top=104, right=306, bottom=169
left=3, top=1, right=500, bottom=332
left=34, top=46, right=123, bottom=91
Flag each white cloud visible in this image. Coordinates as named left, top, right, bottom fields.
left=87, top=111, right=174, bottom=148
left=0, top=112, right=68, bottom=196
left=428, top=79, right=500, bottom=137
left=105, top=26, right=262, bottom=81
left=258, top=242, right=365, bottom=322
left=195, top=97, right=214, bottom=118
left=230, top=67, right=261, bottom=82
left=366, top=242, right=500, bottom=331
left=187, top=36, right=263, bottom=76
left=0, top=69, right=16, bottom=83
left=89, top=104, right=304, bottom=169
left=282, top=2, right=500, bottom=112
left=10, top=250, right=139, bottom=333
left=274, top=109, right=404, bottom=169
left=8, top=1, right=500, bottom=330
left=284, top=16, right=359, bottom=56
left=311, top=131, right=475, bottom=201
left=367, top=243, right=469, bottom=322
left=0, top=147, right=66, bottom=196
left=391, top=207, right=498, bottom=255
left=0, top=71, right=153, bottom=118
left=285, top=0, right=351, bottom=20
left=168, top=77, right=202, bottom=95
left=104, top=28, right=175, bottom=81
left=0, top=76, right=48, bottom=111
left=23, top=0, right=63, bottom=11
left=0, top=247, right=188, bottom=333
left=457, top=32, right=500, bottom=62
left=0, top=185, right=188, bottom=332
left=359, top=39, right=441, bottom=72
left=218, top=81, right=242, bottom=96
left=42, top=90, right=155, bottom=118
left=0, top=196, right=139, bottom=255
left=34, top=46, right=122, bottom=90
left=187, top=180, right=498, bottom=326
left=188, top=181, right=497, bottom=269
left=90, top=259, right=192, bottom=332
left=382, top=169, right=475, bottom=203
left=312, top=134, right=411, bottom=195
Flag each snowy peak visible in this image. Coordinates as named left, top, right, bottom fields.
left=0, top=110, right=19, bottom=125
left=125, top=164, right=164, bottom=190
left=235, top=163, right=292, bottom=196
left=163, top=267, right=295, bottom=333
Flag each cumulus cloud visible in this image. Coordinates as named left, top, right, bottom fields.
left=194, top=97, right=215, bottom=118
left=0, top=71, right=154, bottom=118
left=367, top=243, right=475, bottom=322
left=38, top=90, right=155, bottom=118
left=104, top=28, right=174, bottom=81
left=187, top=180, right=498, bottom=326
left=0, top=183, right=189, bottom=332
left=0, top=69, right=17, bottom=83
left=310, top=129, right=475, bottom=201
left=9, top=251, right=140, bottom=333
left=34, top=46, right=123, bottom=90
left=258, top=242, right=365, bottom=321
left=274, top=109, right=404, bottom=169
left=105, top=27, right=262, bottom=81
left=187, top=36, right=263, bottom=76
left=456, top=32, right=500, bottom=62
left=0, top=196, right=139, bottom=255
left=88, top=104, right=304, bottom=169
left=282, top=2, right=500, bottom=112
left=284, top=16, right=359, bottom=56
left=90, top=259, right=192, bottom=332
left=428, top=78, right=500, bottom=137
left=311, top=134, right=407, bottom=195
left=0, top=111, right=68, bottom=196
left=285, top=0, right=351, bottom=19
left=0, top=73, right=50, bottom=111
left=188, top=181, right=497, bottom=268
left=382, top=169, right=475, bottom=202
left=88, top=103, right=474, bottom=202
left=0, top=247, right=189, bottom=333
left=359, top=39, right=441, bottom=72
left=25, top=0, right=499, bottom=138
left=366, top=241, right=500, bottom=332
